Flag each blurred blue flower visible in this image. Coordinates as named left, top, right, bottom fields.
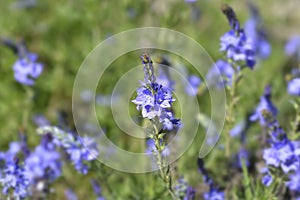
left=198, top=158, right=224, bottom=200
left=65, top=189, right=78, bottom=200
left=174, top=177, right=195, bottom=200
left=285, top=36, right=300, bottom=57
left=206, top=60, right=234, bottom=88
left=185, top=75, right=201, bottom=96
left=244, top=4, right=271, bottom=59
left=203, top=188, right=225, bottom=200
left=286, top=171, right=300, bottom=192
left=287, top=78, right=300, bottom=96
left=24, top=134, right=61, bottom=182
left=91, top=180, right=105, bottom=200
left=236, top=147, right=249, bottom=169
left=261, top=168, right=273, bottom=187
left=13, top=53, right=43, bottom=86
left=37, top=126, right=99, bottom=174
left=250, top=86, right=277, bottom=126
left=33, top=114, right=50, bottom=127
left=0, top=159, right=30, bottom=199
left=146, top=139, right=170, bottom=157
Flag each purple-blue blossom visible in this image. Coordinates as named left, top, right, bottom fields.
left=146, top=139, right=170, bottom=157
left=185, top=75, right=201, bottom=96
left=285, top=36, right=300, bottom=57
left=220, top=5, right=256, bottom=69
left=250, top=86, right=277, bottom=126
left=206, top=60, right=234, bottom=88
left=37, top=126, right=99, bottom=174
left=132, top=54, right=181, bottom=131
left=91, top=180, right=105, bottom=200
left=244, top=4, right=271, bottom=59
left=13, top=53, right=43, bottom=86
left=0, top=159, right=30, bottom=199
left=65, top=189, right=78, bottom=200
left=198, top=158, right=224, bottom=200
left=24, top=134, right=61, bottom=182
left=287, top=78, right=300, bottom=96
left=174, top=177, right=195, bottom=200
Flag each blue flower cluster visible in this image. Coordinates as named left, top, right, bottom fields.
left=244, top=3, right=271, bottom=59
left=197, top=158, right=225, bottom=200
left=207, top=4, right=256, bottom=89
left=2, top=40, right=43, bottom=86
left=132, top=54, right=181, bottom=131
left=220, top=4, right=256, bottom=69
left=252, top=87, right=300, bottom=195
left=285, top=36, right=300, bottom=96
left=0, top=126, right=99, bottom=199
left=174, top=177, right=195, bottom=200
left=37, top=126, right=99, bottom=174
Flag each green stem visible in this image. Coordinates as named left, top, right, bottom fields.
left=225, top=72, right=236, bottom=157
left=21, top=87, right=34, bottom=132
left=152, top=124, right=178, bottom=200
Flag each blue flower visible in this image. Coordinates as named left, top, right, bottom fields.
left=206, top=60, right=234, bottom=88
left=0, top=159, right=30, bottom=199
left=174, top=177, right=195, bottom=200
left=65, top=189, right=78, bottom=200
left=236, top=147, right=249, bottom=169
left=220, top=4, right=256, bottom=69
left=203, top=188, right=225, bottom=200
left=286, top=171, right=300, bottom=192
left=146, top=139, right=170, bottom=157
left=244, top=4, right=271, bottom=59
left=185, top=75, right=201, bottom=96
left=13, top=53, right=43, bottom=86
left=24, top=134, right=61, bottom=182
left=91, top=180, right=105, bottom=200
left=285, top=36, right=300, bottom=57
left=261, top=168, right=273, bottom=187
left=220, top=30, right=255, bottom=68
left=250, top=86, right=277, bottom=126
left=198, top=158, right=224, bottom=200
left=132, top=54, right=181, bottom=131
left=37, top=126, right=99, bottom=174
left=287, top=78, right=300, bottom=96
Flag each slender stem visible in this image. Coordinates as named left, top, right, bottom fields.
left=225, top=69, right=239, bottom=157
left=152, top=124, right=178, bottom=200
left=21, top=87, right=34, bottom=132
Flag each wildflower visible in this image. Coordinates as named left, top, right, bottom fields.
left=13, top=52, right=43, bottom=86
left=132, top=54, right=181, bottom=131
left=24, top=134, right=61, bottom=182
left=198, top=158, right=224, bottom=200
left=156, top=57, right=174, bottom=90
left=174, top=177, right=195, bottom=200
left=0, top=158, right=30, bottom=199
left=286, top=171, right=300, bottom=192
left=287, top=78, right=300, bottom=96
left=91, top=180, right=105, bottom=200
left=250, top=86, right=277, bottom=126
left=146, top=139, right=170, bottom=157
left=65, top=189, right=78, bottom=200
left=2, top=39, right=43, bottom=86
left=37, top=126, right=99, bottom=174
left=206, top=60, right=234, bottom=88
left=220, top=4, right=256, bottom=69
left=185, top=75, right=201, bottom=96
left=244, top=3, right=271, bottom=59
left=285, top=36, right=300, bottom=57
left=261, top=168, right=273, bottom=186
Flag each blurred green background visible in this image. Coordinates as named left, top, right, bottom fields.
left=0, top=0, right=300, bottom=199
